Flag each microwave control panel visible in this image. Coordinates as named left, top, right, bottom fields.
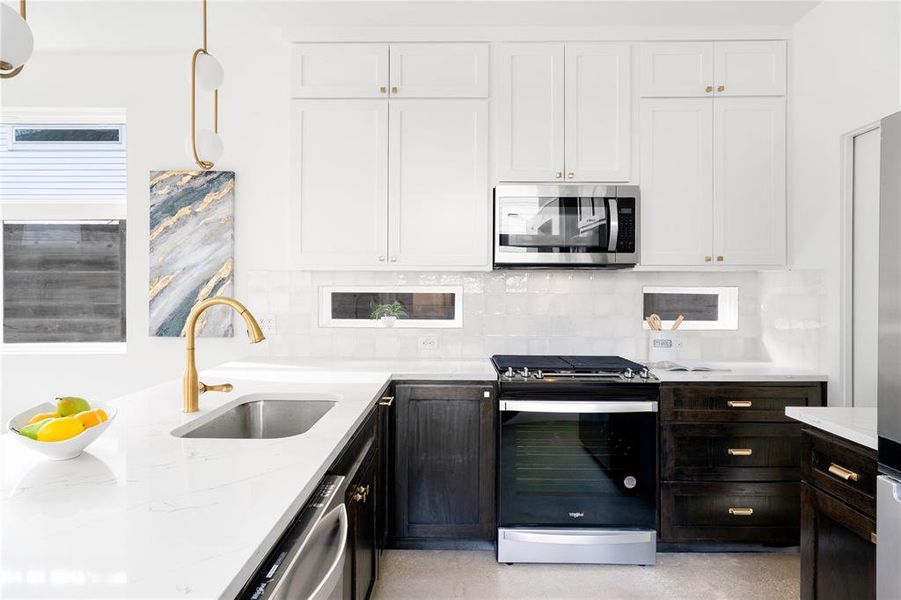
left=615, top=198, right=636, bottom=253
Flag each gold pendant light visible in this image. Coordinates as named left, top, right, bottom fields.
left=1, top=0, right=34, bottom=79
left=190, top=0, right=224, bottom=169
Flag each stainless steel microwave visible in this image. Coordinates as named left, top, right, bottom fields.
left=494, top=184, right=640, bottom=268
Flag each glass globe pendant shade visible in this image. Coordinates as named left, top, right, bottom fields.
left=195, top=52, right=224, bottom=91
left=0, top=3, right=34, bottom=69
left=188, top=128, right=224, bottom=165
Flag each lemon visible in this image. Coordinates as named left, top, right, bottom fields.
left=74, top=408, right=108, bottom=430
left=27, top=411, right=59, bottom=425
left=56, top=397, right=91, bottom=417
left=36, top=417, right=85, bottom=442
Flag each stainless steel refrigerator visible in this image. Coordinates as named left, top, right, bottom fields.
left=877, top=109, right=901, bottom=599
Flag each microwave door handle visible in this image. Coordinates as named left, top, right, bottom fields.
left=607, top=198, right=619, bottom=253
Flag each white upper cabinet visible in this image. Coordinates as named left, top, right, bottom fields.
left=291, top=44, right=389, bottom=98
left=291, top=100, right=389, bottom=267
left=714, top=41, right=786, bottom=96
left=389, top=43, right=489, bottom=98
left=496, top=43, right=566, bottom=181
left=713, top=97, right=786, bottom=265
left=640, top=42, right=714, bottom=97
left=639, top=99, right=714, bottom=266
left=564, top=43, right=631, bottom=182
left=388, top=100, right=488, bottom=267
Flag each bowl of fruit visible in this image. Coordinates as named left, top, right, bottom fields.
left=8, top=397, right=117, bottom=461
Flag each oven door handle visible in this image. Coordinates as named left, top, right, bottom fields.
left=503, top=529, right=655, bottom=546
left=500, top=400, right=657, bottom=413
left=607, top=197, right=619, bottom=252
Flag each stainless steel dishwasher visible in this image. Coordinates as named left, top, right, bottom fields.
left=239, top=475, right=349, bottom=600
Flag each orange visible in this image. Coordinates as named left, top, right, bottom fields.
left=27, top=411, right=59, bottom=425
left=74, top=408, right=108, bottom=430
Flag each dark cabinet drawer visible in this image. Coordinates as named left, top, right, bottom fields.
left=800, top=482, right=876, bottom=600
left=661, top=383, right=824, bottom=423
left=662, top=423, right=801, bottom=481
left=801, top=428, right=877, bottom=518
left=660, top=482, right=800, bottom=545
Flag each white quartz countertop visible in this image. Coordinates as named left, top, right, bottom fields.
left=786, top=406, right=878, bottom=450
left=0, top=359, right=495, bottom=600
left=650, top=362, right=828, bottom=383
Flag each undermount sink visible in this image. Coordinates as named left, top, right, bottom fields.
left=174, top=395, right=337, bottom=439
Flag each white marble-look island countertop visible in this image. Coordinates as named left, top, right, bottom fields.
left=1, top=359, right=494, bottom=600
left=786, top=406, right=878, bottom=450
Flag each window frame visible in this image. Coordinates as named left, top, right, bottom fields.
left=318, top=285, right=464, bottom=329
left=10, top=123, right=126, bottom=150
left=641, top=286, right=739, bottom=331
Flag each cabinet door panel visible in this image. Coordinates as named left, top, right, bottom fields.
left=292, top=43, right=389, bottom=98
left=714, top=41, right=786, bottom=97
left=389, top=43, right=489, bottom=98
left=713, top=97, right=786, bottom=265
left=388, top=100, right=488, bottom=267
left=393, top=383, right=495, bottom=541
left=639, top=98, right=714, bottom=265
left=639, top=42, right=714, bottom=98
left=291, top=100, right=388, bottom=267
left=564, top=43, right=631, bottom=182
left=496, top=43, right=565, bottom=181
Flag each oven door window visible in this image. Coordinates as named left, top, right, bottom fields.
left=499, top=409, right=656, bottom=528
left=497, top=196, right=609, bottom=254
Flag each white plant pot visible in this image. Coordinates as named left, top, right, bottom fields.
left=380, top=316, right=397, bottom=327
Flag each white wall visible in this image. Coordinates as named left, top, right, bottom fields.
left=760, top=0, right=901, bottom=405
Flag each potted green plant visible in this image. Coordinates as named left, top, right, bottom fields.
left=369, top=300, right=407, bottom=327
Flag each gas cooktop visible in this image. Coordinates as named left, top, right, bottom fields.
left=491, top=354, right=656, bottom=382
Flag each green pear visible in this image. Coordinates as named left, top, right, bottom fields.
left=56, top=396, right=91, bottom=417
left=18, top=418, right=54, bottom=440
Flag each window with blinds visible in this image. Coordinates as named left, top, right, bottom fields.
left=0, top=123, right=127, bottom=203
left=1, top=115, right=128, bottom=348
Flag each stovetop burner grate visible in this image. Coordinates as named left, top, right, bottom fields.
left=491, top=354, right=645, bottom=373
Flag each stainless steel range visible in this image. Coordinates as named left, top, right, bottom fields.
left=492, top=355, right=659, bottom=566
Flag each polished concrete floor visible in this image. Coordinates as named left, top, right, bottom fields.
left=372, top=550, right=800, bottom=599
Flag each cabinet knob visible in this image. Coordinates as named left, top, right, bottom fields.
left=704, top=256, right=712, bottom=262
left=378, top=256, right=385, bottom=262
left=567, top=172, right=574, bottom=179
left=705, top=85, right=713, bottom=93
left=555, top=172, right=562, bottom=179
left=390, top=256, right=397, bottom=262
left=716, top=256, right=724, bottom=262
left=717, top=85, right=725, bottom=92
left=391, top=86, right=398, bottom=94
left=379, top=86, right=387, bottom=94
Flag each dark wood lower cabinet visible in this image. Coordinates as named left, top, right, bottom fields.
left=800, top=428, right=877, bottom=600
left=344, top=436, right=378, bottom=600
left=390, top=382, right=496, bottom=546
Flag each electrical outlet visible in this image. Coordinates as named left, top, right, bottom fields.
left=256, top=314, right=277, bottom=337
left=418, top=336, right=439, bottom=351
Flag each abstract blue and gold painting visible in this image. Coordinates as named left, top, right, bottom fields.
left=149, top=170, right=235, bottom=337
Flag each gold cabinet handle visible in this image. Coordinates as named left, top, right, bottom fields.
left=728, top=400, right=753, bottom=408
left=379, top=395, right=395, bottom=406
left=567, top=172, right=575, bottom=179
left=705, top=85, right=713, bottom=93
left=378, top=256, right=385, bottom=262
left=555, top=172, right=563, bottom=179
left=716, top=256, right=724, bottom=262
left=352, top=484, right=371, bottom=503
left=827, top=463, right=860, bottom=482
left=717, top=85, right=725, bottom=92
left=391, top=86, right=398, bottom=94
left=483, top=390, right=491, bottom=399
left=379, top=86, right=387, bottom=94
left=728, top=448, right=753, bottom=456
left=871, top=532, right=878, bottom=544
left=729, top=507, right=754, bottom=516
left=704, top=256, right=712, bottom=262
left=390, top=256, right=397, bottom=262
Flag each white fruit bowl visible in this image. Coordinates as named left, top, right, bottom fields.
left=7, top=402, right=117, bottom=461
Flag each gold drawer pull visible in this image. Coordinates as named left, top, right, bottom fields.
left=871, top=532, right=878, bottom=544
left=828, top=463, right=860, bottom=482
left=728, top=507, right=754, bottom=516
left=379, top=395, right=394, bottom=406
left=727, top=400, right=753, bottom=408
left=728, top=448, right=753, bottom=456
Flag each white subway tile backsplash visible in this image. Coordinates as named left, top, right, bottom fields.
left=246, top=269, right=766, bottom=361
